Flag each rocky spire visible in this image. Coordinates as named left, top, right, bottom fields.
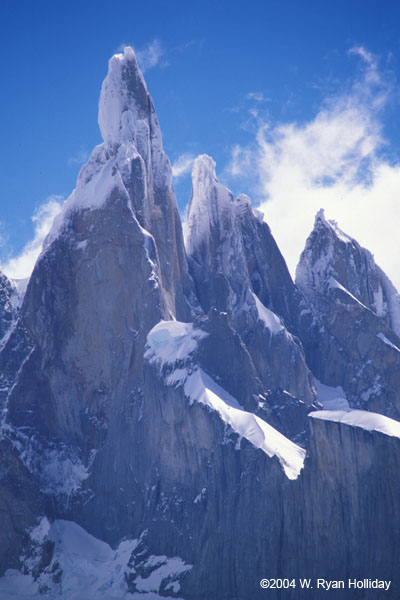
left=98, top=46, right=150, bottom=150
left=185, top=155, right=317, bottom=439
left=43, top=46, right=194, bottom=320
left=185, top=154, right=252, bottom=315
left=297, top=209, right=400, bottom=337
left=186, top=154, right=303, bottom=329
left=1, top=47, right=197, bottom=478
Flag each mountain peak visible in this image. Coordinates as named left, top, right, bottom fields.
left=297, top=211, right=400, bottom=337
left=314, top=208, right=354, bottom=244
left=185, top=154, right=234, bottom=258
left=98, top=46, right=150, bottom=150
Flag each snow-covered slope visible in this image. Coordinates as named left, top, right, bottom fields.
left=314, top=379, right=350, bottom=411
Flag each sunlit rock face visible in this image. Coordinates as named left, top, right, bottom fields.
left=0, top=48, right=399, bottom=600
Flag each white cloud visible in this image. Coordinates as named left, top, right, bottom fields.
left=135, top=39, right=165, bottom=73
left=171, top=153, right=195, bottom=178
left=227, top=47, right=400, bottom=289
left=1, top=197, right=63, bottom=280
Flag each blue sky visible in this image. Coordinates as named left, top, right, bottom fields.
left=1, top=0, right=400, bottom=285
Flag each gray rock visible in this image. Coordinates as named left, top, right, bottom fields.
left=296, top=210, right=400, bottom=418
left=185, top=155, right=317, bottom=441
left=0, top=271, right=18, bottom=342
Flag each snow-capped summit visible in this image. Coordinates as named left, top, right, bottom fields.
left=40, top=45, right=193, bottom=321
left=98, top=46, right=149, bottom=150
left=296, top=209, right=400, bottom=336
left=0, top=44, right=195, bottom=501
left=46, top=46, right=172, bottom=241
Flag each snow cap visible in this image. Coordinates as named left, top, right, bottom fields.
left=98, top=46, right=149, bottom=149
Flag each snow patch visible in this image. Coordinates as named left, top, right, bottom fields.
left=30, top=517, right=51, bottom=545
left=252, top=292, right=284, bottom=334
left=3, top=422, right=89, bottom=501
left=328, top=277, right=369, bottom=309
left=39, top=450, right=89, bottom=497
left=315, top=379, right=350, bottom=410
left=145, top=320, right=207, bottom=366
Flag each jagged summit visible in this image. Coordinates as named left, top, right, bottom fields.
left=46, top=45, right=171, bottom=243
left=186, top=154, right=300, bottom=327
left=297, top=209, right=400, bottom=336
left=314, top=207, right=357, bottom=244
left=39, top=45, right=192, bottom=321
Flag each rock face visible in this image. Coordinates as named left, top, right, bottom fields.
left=0, top=271, right=18, bottom=341
left=186, top=155, right=317, bottom=443
left=0, top=47, right=399, bottom=600
left=296, top=210, right=400, bottom=419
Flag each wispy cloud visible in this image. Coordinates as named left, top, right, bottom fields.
left=135, top=39, right=165, bottom=73
left=68, top=147, right=89, bottom=167
left=171, top=153, right=195, bottom=179
left=1, top=197, right=63, bottom=280
left=246, top=92, right=268, bottom=103
left=227, top=46, right=400, bottom=288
